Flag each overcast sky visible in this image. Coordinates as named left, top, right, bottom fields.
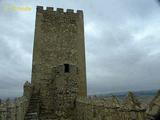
left=0, top=0, right=160, bottom=98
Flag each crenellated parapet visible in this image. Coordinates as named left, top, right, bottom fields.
left=122, top=92, right=145, bottom=111
left=36, top=6, right=83, bottom=15
left=112, top=96, right=121, bottom=108
left=76, top=92, right=145, bottom=110
left=75, top=92, right=146, bottom=120
left=146, top=90, right=160, bottom=120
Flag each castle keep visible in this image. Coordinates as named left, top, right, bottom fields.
left=32, top=6, right=87, bottom=97
left=0, top=6, right=160, bottom=120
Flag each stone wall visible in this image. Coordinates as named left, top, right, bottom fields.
left=0, top=96, right=28, bottom=120
left=49, top=64, right=79, bottom=119
left=75, top=92, right=146, bottom=120
left=15, top=97, right=29, bottom=120
left=24, top=64, right=80, bottom=120
left=1, top=90, right=160, bottom=120
left=146, top=90, right=160, bottom=120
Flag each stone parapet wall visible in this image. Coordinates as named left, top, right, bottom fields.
left=75, top=93, right=146, bottom=120
left=146, top=90, right=160, bottom=120
left=0, top=96, right=28, bottom=120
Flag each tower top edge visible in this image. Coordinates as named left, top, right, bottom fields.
left=37, top=6, right=83, bottom=14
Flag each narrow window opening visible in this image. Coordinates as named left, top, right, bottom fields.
left=64, top=64, right=70, bottom=73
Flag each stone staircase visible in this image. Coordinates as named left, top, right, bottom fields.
left=25, top=113, right=38, bottom=120
left=24, top=90, right=40, bottom=120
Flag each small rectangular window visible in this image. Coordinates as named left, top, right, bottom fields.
left=64, top=64, right=69, bottom=73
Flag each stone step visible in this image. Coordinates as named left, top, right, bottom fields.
left=24, top=112, right=38, bottom=120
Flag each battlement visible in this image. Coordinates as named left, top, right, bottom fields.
left=37, top=6, right=83, bottom=15
left=75, top=93, right=146, bottom=120
left=76, top=93, right=145, bottom=111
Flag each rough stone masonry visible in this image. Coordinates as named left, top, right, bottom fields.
left=26, top=6, right=87, bottom=120
left=0, top=6, right=160, bottom=120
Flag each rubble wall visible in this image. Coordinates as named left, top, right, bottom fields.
left=75, top=96, right=146, bottom=120
left=0, top=97, right=28, bottom=120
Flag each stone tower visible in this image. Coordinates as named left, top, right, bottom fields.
left=31, top=6, right=87, bottom=97
left=24, top=6, right=87, bottom=119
